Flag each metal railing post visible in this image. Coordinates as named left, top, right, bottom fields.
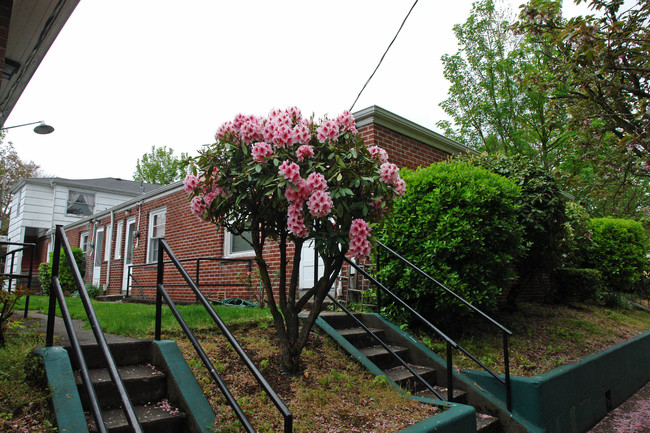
left=23, top=244, right=35, bottom=318
left=46, top=229, right=63, bottom=347
left=447, top=342, right=454, bottom=402
left=504, top=332, right=512, bottom=411
left=375, top=253, right=382, bottom=313
left=155, top=239, right=164, bottom=340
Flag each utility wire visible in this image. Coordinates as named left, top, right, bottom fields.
left=349, top=0, right=420, bottom=112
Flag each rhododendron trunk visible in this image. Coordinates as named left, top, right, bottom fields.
left=252, top=229, right=344, bottom=373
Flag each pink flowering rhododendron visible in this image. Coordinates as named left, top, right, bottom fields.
left=380, top=162, right=400, bottom=184
left=186, top=105, right=407, bottom=374
left=189, top=196, right=206, bottom=217
left=350, top=218, right=371, bottom=239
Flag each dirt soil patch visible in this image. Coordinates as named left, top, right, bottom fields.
left=169, top=322, right=442, bottom=433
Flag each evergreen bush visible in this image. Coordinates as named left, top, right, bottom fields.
left=378, top=160, right=524, bottom=328
left=37, top=248, right=85, bottom=295
left=584, top=218, right=648, bottom=293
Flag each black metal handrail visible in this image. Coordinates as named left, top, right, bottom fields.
left=126, top=256, right=253, bottom=299
left=327, top=293, right=446, bottom=400
left=46, top=226, right=143, bottom=433
left=343, top=258, right=458, bottom=402
left=0, top=241, right=36, bottom=318
left=155, top=239, right=293, bottom=433
left=374, top=240, right=513, bottom=410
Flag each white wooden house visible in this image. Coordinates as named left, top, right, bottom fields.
left=4, top=177, right=160, bottom=287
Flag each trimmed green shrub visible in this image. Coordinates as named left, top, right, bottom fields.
left=460, top=153, right=567, bottom=306
left=378, top=160, right=524, bottom=328
left=37, top=248, right=85, bottom=295
left=552, top=268, right=603, bottom=303
left=584, top=218, right=648, bottom=293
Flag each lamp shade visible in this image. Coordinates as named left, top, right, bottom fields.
left=33, top=122, right=54, bottom=134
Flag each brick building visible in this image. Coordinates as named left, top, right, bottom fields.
left=61, top=106, right=473, bottom=302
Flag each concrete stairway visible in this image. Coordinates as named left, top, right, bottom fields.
left=70, top=341, right=186, bottom=433
left=37, top=339, right=215, bottom=433
left=317, top=311, right=502, bottom=433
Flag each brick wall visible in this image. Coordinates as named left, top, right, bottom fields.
left=358, top=123, right=449, bottom=170
left=63, top=115, right=458, bottom=303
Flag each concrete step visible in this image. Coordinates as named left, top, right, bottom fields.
left=75, top=364, right=167, bottom=409
left=86, top=400, right=186, bottom=433
left=317, top=311, right=366, bottom=329
left=476, top=412, right=501, bottom=433
left=359, top=344, right=409, bottom=369
left=415, top=387, right=467, bottom=404
left=385, top=364, right=437, bottom=391
left=337, top=326, right=385, bottom=348
left=69, top=341, right=154, bottom=369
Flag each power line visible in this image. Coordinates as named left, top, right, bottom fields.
left=349, top=0, right=420, bottom=112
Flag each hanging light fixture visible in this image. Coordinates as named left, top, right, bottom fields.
left=1, top=120, right=55, bottom=134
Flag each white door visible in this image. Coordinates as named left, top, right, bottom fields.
left=299, top=239, right=325, bottom=289
left=122, top=218, right=136, bottom=293
left=92, top=227, right=104, bottom=286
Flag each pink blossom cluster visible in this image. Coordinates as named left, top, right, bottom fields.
left=348, top=218, right=371, bottom=259
left=335, top=110, right=358, bottom=134
left=296, top=144, right=314, bottom=161
left=379, top=162, right=406, bottom=197
left=252, top=142, right=273, bottom=162
left=317, top=119, right=339, bottom=143
left=279, top=160, right=301, bottom=183
left=368, top=145, right=389, bottom=164
left=308, top=190, right=333, bottom=217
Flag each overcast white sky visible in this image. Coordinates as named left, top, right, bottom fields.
left=4, top=0, right=592, bottom=181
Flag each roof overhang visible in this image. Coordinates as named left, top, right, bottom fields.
left=353, top=105, right=477, bottom=156
left=0, top=0, right=80, bottom=126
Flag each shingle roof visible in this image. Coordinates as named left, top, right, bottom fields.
left=10, top=177, right=162, bottom=195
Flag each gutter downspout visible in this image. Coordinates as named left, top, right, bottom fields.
left=105, top=210, right=114, bottom=294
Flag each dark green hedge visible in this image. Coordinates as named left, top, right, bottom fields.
left=377, top=160, right=524, bottom=327
left=583, top=218, right=648, bottom=293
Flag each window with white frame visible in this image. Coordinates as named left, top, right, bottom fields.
left=80, top=232, right=89, bottom=254
left=114, top=220, right=124, bottom=259
left=147, top=208, right=166, bottom=263
left=224, top=230, right=254, bottom=257
left=104, top=223, right=113, bottom=261
left=67, top=190, right=95, bottom=216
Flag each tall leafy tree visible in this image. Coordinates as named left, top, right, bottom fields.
left=516, top=0, right=650, bottom=216
left=0, top=139, right=41, bottom=235
left=438, top=0, right=568, bottom=169
left=133, top=145, right=188, bottom=185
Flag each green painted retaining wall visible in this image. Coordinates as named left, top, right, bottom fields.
left=463, top=329, right=650, bottom=433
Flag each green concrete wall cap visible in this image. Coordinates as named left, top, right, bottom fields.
left=35, top=346, right=89, bottom=433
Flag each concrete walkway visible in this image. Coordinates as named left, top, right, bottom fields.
left=587, top=381, right=650, bottom=433
left=27, top=311, right=138, bottom=346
